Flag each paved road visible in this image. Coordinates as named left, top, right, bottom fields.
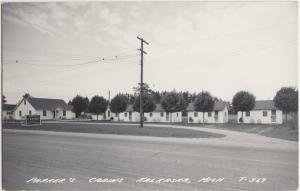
left=3, top=127, right=298, bottom=191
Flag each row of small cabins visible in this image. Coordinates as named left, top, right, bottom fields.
left=2, top=95, right=283, bottom=124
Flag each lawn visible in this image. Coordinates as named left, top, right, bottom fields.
left=183, top=123, right=298, bottom=142
left=3, top=122, right=225, bottom=139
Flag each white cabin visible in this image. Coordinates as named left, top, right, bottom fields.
left=187, top=101, right=229, bottom=123
left=237, top=100, right=283, bottom=124
left=115, top=104, right=183, bottom=123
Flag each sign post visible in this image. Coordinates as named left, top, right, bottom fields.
left=22, top=115, right=41, bottom=126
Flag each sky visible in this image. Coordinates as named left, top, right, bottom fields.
left=2, top=1, right=298, bottom=104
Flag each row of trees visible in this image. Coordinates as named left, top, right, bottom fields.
left=68, top=86, right=298, bottom=123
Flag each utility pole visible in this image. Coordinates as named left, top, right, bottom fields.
left=137, top=36, right=149, bottom=128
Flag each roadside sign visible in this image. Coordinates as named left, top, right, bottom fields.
left=21, top=115, right=41, bottom=126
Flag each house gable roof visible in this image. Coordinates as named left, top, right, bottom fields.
left=125, top=104, right=170, bottom=113
left=26, top=97, right=71, bottom=111
left=3, top=104, right=16, bottom=111
left=186, top=101, right=229, bottom=112
left=253, top=100, right=278, bottom=110
left=124, top=104, right=183, bottom=113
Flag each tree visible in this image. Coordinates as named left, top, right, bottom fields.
left=152, top=91, right=161, bottom=104
left=273, top=87, right=298, bottom=123
left=110, top=94, right=128, bottom=121
left=133, top=94, right=156, bottom=115
left=71, top=95, right=89, bottom=118
left=194, top=91, right=215, bottom=124
left=161, top=91, right=187, bottom=122
left=232, top=91, right=256, bottom=123
left=2, top=95, right=6, bottom=104
left=133, top=83, right=154, bottom=95
left=88, top=96, right=108, bottom=120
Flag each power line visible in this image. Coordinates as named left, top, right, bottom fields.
left=5, top=54, right=139, bottom=67
left=150, top=20, right=295, bottom=50
left=3, top=45, right=139, bottom=61
left=4, top=60, right=140, bottom=87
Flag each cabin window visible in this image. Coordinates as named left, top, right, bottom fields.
left=29, top=110, right=32, bottom=115
left=246, top=111, right=250, bottom=117
left=124, top=113, right=127, bottom=117
left=150, top=113, right=153, bottom=117
left=194, top=112, right=198, bottom=117
left=271, top=110, right=276, bottom=115
left=43, top=110, right=47, bottom=116
left=208, top=112, right=212, bottom=117
left=263, top=111, right=268, bottom=117
left=19, top=111, right=22, bottom=116
left=160, top=112, right=164, bottom=117
left=63, top=110, right=66, bottom=116
left=214, top=111, right=218, bottom=116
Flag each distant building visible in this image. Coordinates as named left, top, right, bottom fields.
left=112, top=104, right=183, bottom=123
left=187, top=101, right=229, bottom=123
left=2, top=104, right=16, bottom=120
left=237, top=100, right=283, bottom=124
left=13, top=95, right=75, bottom=120
left=115, top=105, right=140, bottom=122
left=144, top=104, right=182, bottom=123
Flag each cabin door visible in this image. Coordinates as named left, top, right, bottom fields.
left=129, top=112, right=132, bottom=121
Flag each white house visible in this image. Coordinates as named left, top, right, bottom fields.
left=144, top=104, right=182, bottom=123
left=114, top=105, right=140, bottom=122
left=237, top=100, right=283, bottom=124
left=13, top=95, right=75, bottom=120
left=2, top=104, right=16, bottom=120
left=187, top=101, right=229, bottom=123
left=115, top=104, right=182, bottom=123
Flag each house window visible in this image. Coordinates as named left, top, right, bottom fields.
left=177, top=112, right=178, bottom=117
left=150, top=113, right=153, bottom=117
left=24, top=100, right=26, bottom=105
left=194, top=112, right=198, bottom=117
left=160, top=112, right=164, bottom=117
left=29, top=110, right=32, bottom=115
left=214, top=111, right=218, bottom=117
left=63, top=110, right=66, bottom=116
left=246, top=111, right=250, bottom=117
left=208, top=112, right=212, bottom=117
left=271, top=110, right=276, bottom=115
left=19, top=111, right=22, bottom=116
left=263, top=111, right=268, bottom=117
left=124, top=113, right=127, bottom=117
left=108, top=111, right=110, bottom=117
left=43, top=110, right=47, bottom=116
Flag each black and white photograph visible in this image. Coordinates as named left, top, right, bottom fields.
left=1, top=1, right=298, bottom=190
